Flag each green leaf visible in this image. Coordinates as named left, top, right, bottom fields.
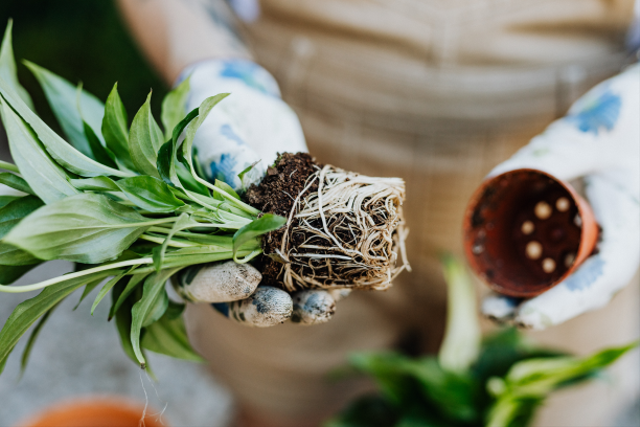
left=112, top=278, right=141, bottom=365
left=143, top=288, right=169, bottom=328
left=349, top=352, right=417, bottom=405
left=20, top=302, right=59, bottom=374
left=157, top=107, right=199, bottom=188
left=409, top=358, right=478, bottom=422
left=0, top=98, right=79, bottom=203
left=473, top=328, right=564, bottom=388
left=109, top=273, right=148, bottom=320
left=325, top=394, right=399, bottom=427
left=0, top=243, right=41, bottom=266
left=129, top=91, right=164, bottom=178
left=115, top=176, right=185, bottom=213
left=4, top=193, right=154, bottom=264
left=24, top=60, right=105, bottom=158
left=232, top=213, right=286, bottom=257
left=0, top=269, right=117, bottom=374
left=485, top=342, right=639, bottom=427
left=152, top=213, right=197, bottom=271
left=130, top=268, right=180, bottom=366
left=0, top=71, right=130, bottom=178
left=84, top=120, right=117, bottom=169
left=91, top=270, right=131, bottom=315
left=69, top=176, right=119, bottom=192
left=176, top=163, right=210, bottom=196
left=73, top=277, right=104, bottom=310
left=0, top=195, right=44, bottom=239
left=0, top=172, right=34, bottom=195
left=101, top=83, right=135, bottom=170
left=0, top=195, right=20, bottom=209
left=213, top=179, right=240, bottom=201
left=142, top=310, right=203, bottom=362
left=238, top=160, right=259, bottom=189
left=0, top=20, right=34, bottom=109
left=0, top=264, right=39, bottom=285
left=160, top=76, right=190, bottom=140
left=438, top=255, right=481, bottom=373
left=503, top=341, right=639, bottom=395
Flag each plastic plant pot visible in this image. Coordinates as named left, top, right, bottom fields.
left=463, top=169, right=599, bottom=298
left=17, top=396, right=165, bottom=427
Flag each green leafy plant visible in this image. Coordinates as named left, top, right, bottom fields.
left=0, top=20, right=285, bottom=373
left=326, top=256, right=638, bottom=427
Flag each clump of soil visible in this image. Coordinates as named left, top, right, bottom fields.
left=244, top=152, right=321, bottom=286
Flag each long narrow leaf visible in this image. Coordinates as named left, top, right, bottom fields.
left=0, top=172, right=34, bottom=195
left=4, top=193, right=156, bottom=264
left=232, top=213, right=286, bottom=258
left=115, top=176, right=185, bottom=213
left=160, top=76, right=190, bottom=140
left=142, top=311, right=203, bottom=362
left=129, top=92, right=164, bottom=178
left=101, top=83, right=135, bottom=170
left=20, top=302, right=59, bottom=374
left=0, top=269, right=118, bottom=374
left=84, top=121, right=117, bottom=168
left=0, top=71, right=131, bottom=178
left=0, top=98, right=78, bottom=203
left=109, top=273, right=148, bottom=320
left=130, top=268, right=180, bottom=367
left=25, top=61, right=107, bottom=158
left=438, top=255, right=481, bottom=373
left=152, top=213, right=198, bottom=271
left=0, top=20, right=33, bottom=109
left=69, top=176, right=119, bottom=192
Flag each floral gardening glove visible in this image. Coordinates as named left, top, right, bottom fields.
left=482, top=64, right=640, bottom=330
left=173, top=59, right=341, bottom=327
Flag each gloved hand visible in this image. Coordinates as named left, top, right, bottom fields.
left=482, top=64, right=640, bottom=330
left=173, top=59, right=342, bottom=327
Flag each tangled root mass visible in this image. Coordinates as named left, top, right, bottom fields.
left=245, top=153, right=409, bottom=292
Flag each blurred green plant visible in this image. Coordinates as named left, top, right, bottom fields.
left=0, top=0, right=166, bottom=146
left=326, top=256, right=638, bottom=427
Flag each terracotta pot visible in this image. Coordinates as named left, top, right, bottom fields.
left=17, top=396, right=166, bottom=427
left=463, top=169, right=599, bottom=298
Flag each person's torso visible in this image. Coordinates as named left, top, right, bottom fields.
left=243, top=0, right=634, bottom=128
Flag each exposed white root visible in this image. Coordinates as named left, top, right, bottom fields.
left=274, top=164, right=409, bottom=291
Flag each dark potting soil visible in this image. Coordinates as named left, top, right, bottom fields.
left=244, top=152, right=321, bottom=287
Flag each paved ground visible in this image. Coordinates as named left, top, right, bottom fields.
left=0, top=261, right=233, bottom=427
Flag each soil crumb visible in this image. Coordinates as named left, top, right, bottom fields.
left=244, top=152, right=321, bottom=287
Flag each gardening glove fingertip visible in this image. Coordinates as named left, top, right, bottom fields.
left=175, top=260, right=262, bottom=303
left=481, top=292, right=520, bottom=323
left=291, top=289, right=336, bottom=325
left=213, top=286, right=293, bottom=327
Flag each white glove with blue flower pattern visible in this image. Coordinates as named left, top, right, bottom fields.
left=175, top=59, right=340, bottom=327
left=482, top=64, right=640, bottom=330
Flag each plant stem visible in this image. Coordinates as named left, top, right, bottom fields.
left=0, top=160, right=20, bottom=173
left=0, top=258, right=153, bottom=293
left=140, top=234, right=197, bottom=247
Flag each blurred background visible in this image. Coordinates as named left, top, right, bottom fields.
left=0, top=1, right=639, bottom=427
left=0, top=1, right=232, bottom=426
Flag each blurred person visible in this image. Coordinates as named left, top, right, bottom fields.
left=117, top=1, right=640, bottom=426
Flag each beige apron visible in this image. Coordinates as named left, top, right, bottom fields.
left=188, top=1, right=639, bottom=425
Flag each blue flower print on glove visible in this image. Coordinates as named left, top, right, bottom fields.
left=220, top=60, right=280, bottom=97
left=565, top=87, right=621, bottom=135
left=210, top=153, right=238, bottom=185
